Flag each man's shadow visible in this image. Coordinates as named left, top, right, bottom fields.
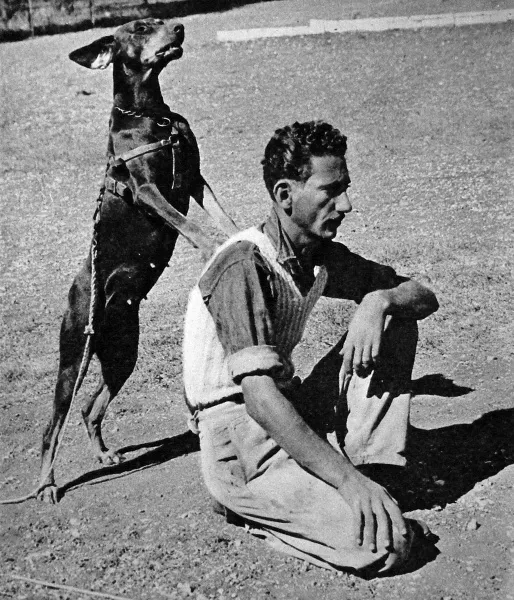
left=295, top=331, right=512, bottom=512
left=400, top=404, right=514, bottom=511
left=367, top=372, right=514, bottom=512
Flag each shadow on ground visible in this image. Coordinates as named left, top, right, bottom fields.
left=59, top=430, right=199, bottom=500
left=59, top=400, right=514, bottom=517
left=399, top=407, right=514, bottom=511
left=411, top=373, right=474, bottom=397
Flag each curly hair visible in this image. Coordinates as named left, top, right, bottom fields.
left=262, top=121, right=348, bottom=199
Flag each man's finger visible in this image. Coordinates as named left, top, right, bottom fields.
left=352, top=502, right=364, bottom=546
left=374, top=502, right=393, bottom=551
left=371, top=338, right=381, bottom=366
left=358, top=345, right=373, bottom=376
left=342, top=371, right=352, bottom=394
left=384, top=497, right=408, bottom=538
left=352, top=346, right=364, bottom=373
left=361, top=501, right=377, bottom=552
left=340, top=346, right=354, bottom=383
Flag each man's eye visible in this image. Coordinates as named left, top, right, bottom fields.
left=135, top=25, right=147, bottom=33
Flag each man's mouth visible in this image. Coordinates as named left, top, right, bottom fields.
left=326, top=217, right=343, bottom=229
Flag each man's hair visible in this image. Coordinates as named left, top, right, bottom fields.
left=262, top=120, right=347, bottom=199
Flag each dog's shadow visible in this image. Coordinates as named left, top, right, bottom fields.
left=60, top=374, right=513, bottom=514
left=60, top=430, right=199, bottom=499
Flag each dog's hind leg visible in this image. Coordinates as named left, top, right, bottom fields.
left=38, top=266, right=93, bottom=503
left=81, top=375, right=122, bottom=465
left=81, top=289, right=139, bottom=464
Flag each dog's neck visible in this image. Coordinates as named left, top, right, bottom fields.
left=112, top=63, right=168, bottom=114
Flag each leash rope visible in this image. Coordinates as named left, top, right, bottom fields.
left=2, top=110, right=208, bottom=504
left=0, top=191, right=103, bottom=505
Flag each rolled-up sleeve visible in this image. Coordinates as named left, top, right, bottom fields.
left=198, top=241, right=285, bottom=384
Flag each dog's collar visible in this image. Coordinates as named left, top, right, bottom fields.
left=113, top=105, right=174, bottom=128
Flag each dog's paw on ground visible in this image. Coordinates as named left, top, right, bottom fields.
left=95, top=449, right=125, bottom=465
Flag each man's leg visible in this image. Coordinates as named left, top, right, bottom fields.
left=198, top=401, right=414, bottom=575
left=338, top=317, right=418, bottom=467
left=292, top=316, right=418, bottom=467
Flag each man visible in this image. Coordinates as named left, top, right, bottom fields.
left=183, top=121, right=439, bottom=575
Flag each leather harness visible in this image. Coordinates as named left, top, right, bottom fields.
left=104, top=107, right=183, bottom=201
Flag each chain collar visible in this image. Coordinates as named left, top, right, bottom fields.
left=113, top=105, right=172, bottom=128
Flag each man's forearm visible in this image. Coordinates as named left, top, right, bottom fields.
left=368, top=279, right=438, bottom=320
left=241, top=374, right=355, bottom=490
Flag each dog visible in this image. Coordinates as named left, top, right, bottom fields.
left=37, top=18, right=238, bottom=503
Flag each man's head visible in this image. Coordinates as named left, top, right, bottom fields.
left=262, top=121, right=352, bottom=245
left=262, top=121, right=348, bottom=198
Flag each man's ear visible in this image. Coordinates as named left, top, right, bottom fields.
left=69, top=35, right=115, bottom=70
left=273, top=180, right=294, bottom=214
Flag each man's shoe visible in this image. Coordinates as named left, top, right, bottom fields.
left=211, top=499, right=246, bottom=526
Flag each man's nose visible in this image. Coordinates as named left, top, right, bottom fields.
left=335, top=192, right=352, bottom=214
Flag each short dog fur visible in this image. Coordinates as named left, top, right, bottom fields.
left=38, top=18, right=237, bottom=503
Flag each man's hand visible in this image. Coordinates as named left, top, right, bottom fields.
left=340, top=291, right=388, bottom=392
left=338, top=469, right=408, bottom=553
left=340, top=280, right=439, bottom=392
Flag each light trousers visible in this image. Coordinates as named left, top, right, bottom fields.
left=197, top=318, right=418, bottom=574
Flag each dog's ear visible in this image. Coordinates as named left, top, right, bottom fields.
left=69, top=36, right=115, bottom=69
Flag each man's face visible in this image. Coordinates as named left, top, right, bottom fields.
left=288, top=155, right=352, bottom=243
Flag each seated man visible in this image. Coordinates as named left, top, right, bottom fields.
left=182, top=121, right=439, bottom=575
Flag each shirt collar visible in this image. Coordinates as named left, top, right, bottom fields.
left=262, top=205, right=298, bottom=265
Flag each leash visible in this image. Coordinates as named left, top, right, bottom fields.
left=0, top=120, right=179, bottom=504
left=0, top=191, right=104, bottom=505
left=0, top=109, right=226, bottom=504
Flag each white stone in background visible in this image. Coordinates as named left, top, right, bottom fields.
left=217, top=10, right=514, bottom=42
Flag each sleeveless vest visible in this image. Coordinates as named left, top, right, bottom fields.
left=183, top=227, right=328, bottom=409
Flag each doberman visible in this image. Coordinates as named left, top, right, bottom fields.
left=37, top=19, right=238, bottom=503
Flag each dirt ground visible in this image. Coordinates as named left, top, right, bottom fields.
left=1, top=2, right=513, bottom=599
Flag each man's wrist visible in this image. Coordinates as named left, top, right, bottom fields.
left=362, top=289, right=391, bottom=315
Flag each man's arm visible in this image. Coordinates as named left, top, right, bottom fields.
left=241, top=374, right=409, bottom=554
left=319, top=242, right=438, bottom=387
left=340, top=279, right=439, bottom=390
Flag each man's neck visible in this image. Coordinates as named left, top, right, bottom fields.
left=273, top=205, right=321, bottom=260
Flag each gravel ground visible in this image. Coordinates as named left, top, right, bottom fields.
left=0, top=5, right=513, bottom=599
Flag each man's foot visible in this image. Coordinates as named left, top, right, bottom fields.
left=211, top=499, right=246, bottom=526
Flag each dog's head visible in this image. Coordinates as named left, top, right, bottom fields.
left=69, top=19, right=184, bottom=71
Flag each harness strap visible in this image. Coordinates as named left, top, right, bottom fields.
left=118, top=133, right=179, bottom=163
left=104, top=177, right=130, bottom=200
left=104, top=127, right=181, bottom=200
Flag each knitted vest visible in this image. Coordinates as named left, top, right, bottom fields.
left=183, top=227, right=328, bottom=409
